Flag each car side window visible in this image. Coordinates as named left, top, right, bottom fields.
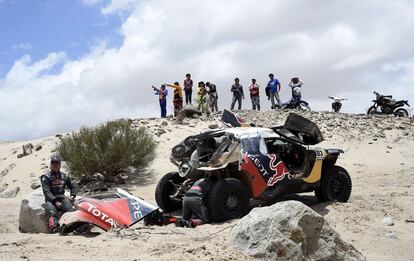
left=265, top=138, right=289, bottom=154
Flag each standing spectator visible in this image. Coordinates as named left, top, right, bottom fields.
left=197, top=81, right=209, bottom=115
left=153, top=84, right=168, bottom=118
left=206, top=82, right=219, bottom=113
left=210, top=83, right=219, bottom=112
left=230, top=78, right=244, bottom=110
left=266, top=73, right=282, bottom=109
left=183, top=73, right=193, bottom=105
left=166, top=82, right=183, bottom=117
left=288, top=77, right=304, bottom=102
left=248, top=79, right=261, bottom=111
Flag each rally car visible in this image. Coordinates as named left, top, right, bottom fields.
left=155, top=111, right=352, bottom=222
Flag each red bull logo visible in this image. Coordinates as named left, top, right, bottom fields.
left=267, top=154, right=290, bottom=186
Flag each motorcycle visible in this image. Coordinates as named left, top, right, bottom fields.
left=328, top=96, right=347, bottom=112
left=281, top=86, right=311, bottom=111
left=367, top=91, right=410, bottom=117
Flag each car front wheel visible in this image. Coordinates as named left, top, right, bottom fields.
left=155, top=172, right=184, bottom=212
left=207, top=178, right=250, bottom=222
left=318, top=166, right=352, bottom=202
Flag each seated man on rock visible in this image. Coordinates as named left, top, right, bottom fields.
left=41, top=155, right=76, bottom=233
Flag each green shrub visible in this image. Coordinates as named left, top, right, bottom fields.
left=57, top=120, right=157, bottom=180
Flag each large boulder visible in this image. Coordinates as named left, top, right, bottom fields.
left=18, top=189, right=49, bottom=233
left=230, top=201, right=365, bottom=261
left=176, top=105, right=202, bottom=123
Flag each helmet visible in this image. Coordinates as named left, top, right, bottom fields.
left=293, top=87, right=301, bottom=96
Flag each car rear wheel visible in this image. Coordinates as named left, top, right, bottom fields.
left=319, top=166, right=352, bottom=202
left=155, top=172, right=184, bottom=212
left=207, top=178, right=250, bottom=222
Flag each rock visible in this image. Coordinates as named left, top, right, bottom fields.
left=156, top=129, right=167, bottom=136
left=114, top=175, right=126, bottom=184
left=387, top=232, right=398, bottom=239
left=188, top=123, right=196, bottom=128
left=17, top=153, right=24, bottom=158
left=22, top=143, right=34, bottom=156
left=87, top=181, right=108, bottom=192
left=18, top=190, right=49, bottom=233
left=161, top=121, right=168, bottom=126
left=119, top=174, right=129, bottom=180
left=176, top=105, right=202, bottom=123
left=35, top=145, right=42, bottom=151
left=0, top=186, right=20, bottom=198
left=30, top=180, right=41, bottom=190
left=230, top=200, right=365, bottom=261
left=383, top=216, right=394, bottom=226
left=92, top=172, right=105, bottom=181
left=208, top=123, right=219, bottom=129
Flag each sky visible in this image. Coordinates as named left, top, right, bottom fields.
left=1, top=0, right=414, bottom=141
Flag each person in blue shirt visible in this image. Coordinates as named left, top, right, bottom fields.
left=266, top=73, right=282, bottom=109
left=152, top=84, right=168, bottom=118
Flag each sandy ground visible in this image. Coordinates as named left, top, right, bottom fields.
left=0, top=113, right=414, bottom=260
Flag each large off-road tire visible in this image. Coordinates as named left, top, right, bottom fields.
left=314, top=188, right=327, bottom=202
left=155, top=172, right=184, bottom=212
left=367, top=106, right=378, bottom=115
left=318, top=165, right=352, bottom=202
left=207, top=178, right=250, bottom=222
left=394, top=108, right=409, bottom=117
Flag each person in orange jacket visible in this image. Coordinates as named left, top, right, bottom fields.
left=166, top=82, right=183, bottom=117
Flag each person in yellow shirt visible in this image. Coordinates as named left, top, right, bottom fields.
left=166, top=82, right=183, bottom=117
left=197, top=81, right=209, bottom=115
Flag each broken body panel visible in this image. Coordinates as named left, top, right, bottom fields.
left=59, top=188, right=158, bottom=233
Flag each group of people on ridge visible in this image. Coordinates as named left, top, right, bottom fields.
left=153, top=73, right=304, bottom=117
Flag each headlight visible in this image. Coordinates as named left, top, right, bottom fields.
left=172, top=144, right=186, bottom=160
left=179, top=161, right=192, bottom=178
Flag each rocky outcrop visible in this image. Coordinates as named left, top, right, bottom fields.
left=18, top=190, right=49, bottom=233
left=230, top=200, right=365, bottom=261
left=176, top=105, right=202, bottom=123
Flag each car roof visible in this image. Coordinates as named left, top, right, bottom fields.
left=224, top=127, right=280, bottom=139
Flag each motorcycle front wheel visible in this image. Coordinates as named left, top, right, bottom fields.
left=394, top=108, right=409, bottom=117
left=367, top=106, right=379, bottom=115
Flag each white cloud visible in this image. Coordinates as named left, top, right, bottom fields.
left=1, top=0, right=414, bottom=141
left=80, top=0, right=104, bottom=6
left=11, top=42, right=33, bottom=52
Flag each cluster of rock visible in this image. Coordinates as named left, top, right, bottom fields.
left=234, top=110, right=414, bottom=141
left=0, top=163, right=20, bottom=198
left=76, top=171, right=130, bottom=194
left=17, top=143, right=42, bottom=158
left=230, top=200, right=366, bottom=260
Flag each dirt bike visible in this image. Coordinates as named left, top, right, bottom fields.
left=367, top=91, right=409, bottom=117
left=329, top=96, right=347, bottom=112
left=281, top=96, right=311, bottom=111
